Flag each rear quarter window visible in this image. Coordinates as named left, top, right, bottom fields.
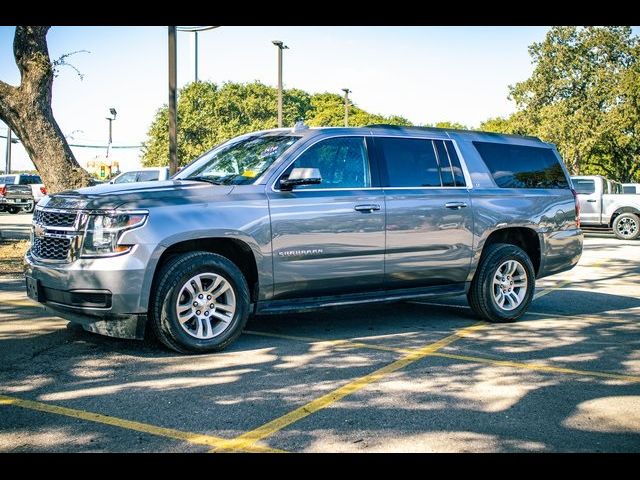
left=473, top=142, right=569, bottom=189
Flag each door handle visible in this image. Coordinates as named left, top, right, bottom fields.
left=444, top=202, right=467, bottom=209
left=354, top=204, right=381, bottom=212
left=587, top=199, right=597, bottom=203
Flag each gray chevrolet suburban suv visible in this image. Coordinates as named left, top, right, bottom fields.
left=25, top=125, right=583, bottom=353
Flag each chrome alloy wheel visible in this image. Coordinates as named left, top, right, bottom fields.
left=492, top=260, right=528, bottom=311
left=175, top=273, right=237, bottom=339
left=616, top=216, right=638, bottom=237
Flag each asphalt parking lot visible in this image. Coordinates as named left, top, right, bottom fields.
left=0, top=231, right=638, bottom=452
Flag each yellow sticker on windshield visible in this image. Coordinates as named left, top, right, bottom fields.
left=242, top=170, right=257, bottom=177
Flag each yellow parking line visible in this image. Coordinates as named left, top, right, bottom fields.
left=431, top=352, right=640, bottom=383
left=217, top=322, right=485, bottom=451
left=0, top=394, right=285, bottom=453
left=247, top=329, right=640, bottom=383
left=244, top=330, right=408, bottom=354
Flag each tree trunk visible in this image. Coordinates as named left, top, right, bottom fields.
left=0, top=26, right=92, bottom=194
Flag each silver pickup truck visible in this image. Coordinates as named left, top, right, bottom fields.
left=25, top=125, right=583, bottom=353
left=572, top=175, right=640, bottom=240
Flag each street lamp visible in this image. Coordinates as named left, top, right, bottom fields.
left=272, top=40, right=289, bottom=128
left=106, top=108, right=117, bottom=158
left=341, top=88, right=351, bottom=127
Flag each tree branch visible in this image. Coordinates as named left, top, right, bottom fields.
left=0, top=79, right=17, bottom=102
left=13, top=26, right=52, bottom=92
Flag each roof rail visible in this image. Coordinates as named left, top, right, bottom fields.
left=365, top=124, right=541, bottom=142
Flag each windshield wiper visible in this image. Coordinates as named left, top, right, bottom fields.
left=185, top=176, right=225, bottom=185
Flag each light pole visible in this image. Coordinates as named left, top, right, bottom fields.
left=168, top=25, right=178, bottom=175
left=106, top=108, right=117, bottom=158
left=342, top=88, right=351, bottom=127
left=272, top=40, right=289, bottom=128
left=4, top=128, right=13, bottom=174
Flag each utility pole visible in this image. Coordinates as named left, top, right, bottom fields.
left=272, top=40, right=289, bottom=128
left=168, top=26, right=178, bottom=176
left=105, top=108, right=117, bottom=158
left=194, top=31, right=199, bottom=82
left=342, top=88, right=351, bottom=127
left=4, top=128, right=12, bottom=174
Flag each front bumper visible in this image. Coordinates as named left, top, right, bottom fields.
left=25, top=249, right=150, bottom=339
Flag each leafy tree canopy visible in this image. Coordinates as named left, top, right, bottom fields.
left=142, top=81, right=411, bottom=167
left=482, top=26, right=640, bottom=182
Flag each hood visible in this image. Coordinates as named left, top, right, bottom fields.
left=40, top=180, right=234, bottom=210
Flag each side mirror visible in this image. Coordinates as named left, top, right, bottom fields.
left=280, top=168, right=322, bottom=191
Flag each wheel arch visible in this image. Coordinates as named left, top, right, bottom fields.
left=478, top=227, right=541, bottom=276
left=609, top=206, right=640, bottom=227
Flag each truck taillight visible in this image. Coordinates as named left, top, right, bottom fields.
left=571, top=188, right=580, bottom=228
left=0, top=185, right=6, bottom=197
left=40, top=186, right=47, bottom=195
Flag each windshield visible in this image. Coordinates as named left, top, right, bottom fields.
left=178, top=135, right=301, bottom=185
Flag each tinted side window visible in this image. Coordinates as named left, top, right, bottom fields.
left=283, top=137, right=371, bottom=189
left=473, top=142, right=569, bottom=189
left=623, top=185, right=638, bottom=194
left=377, top=138, right=441, bottom=187
left=137, top=170, right=160, bottom=182
left=573, top=179, right=595, bottom=194
left=434, top=140, right=466, bottom=187
left=113, top=171, right=138, bottom=184
left=0, top=175, right=14, bottom=184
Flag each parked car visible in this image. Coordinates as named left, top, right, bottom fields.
left=572, top=175, right=640, bottom=240
left=0, top=173, right=45, bottom=214
left=26, top=125, right=583, bottom=353
left=109, top=167, right=171, bottom=184
left=622, top=183, right=640, bottom=194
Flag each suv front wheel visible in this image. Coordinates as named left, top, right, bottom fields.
left=467, top=243, right=535, bottom=323
left=150, top=251, right=250, bottom=353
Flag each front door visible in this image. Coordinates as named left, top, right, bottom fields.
left=267, top=136, right=385, bottom=299
left=573, top=177, right=601, bottom=225
left=374, top=136, right=474, bottom=289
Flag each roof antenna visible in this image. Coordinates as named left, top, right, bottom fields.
left=292, top=120, right=308, bottom=132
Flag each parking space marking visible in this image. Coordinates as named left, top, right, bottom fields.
left=218, top=322, right=485, bottom=452
left=244, top=330, right=407, bottom=354
left=0, top=394, right=285, bottom=453
left=431, top=352, right=640, bottom=383
left=248, top=329, right=640, bottom=383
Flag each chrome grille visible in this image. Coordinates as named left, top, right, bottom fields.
left=31, top=237, right=71, bottom=261
left=34, top=209, right=77, bottom=227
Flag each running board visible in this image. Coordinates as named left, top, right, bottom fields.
left=254, top=283, right=468, bottom=315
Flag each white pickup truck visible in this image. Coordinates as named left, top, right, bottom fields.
left=572, top=175, right=640, bottom=240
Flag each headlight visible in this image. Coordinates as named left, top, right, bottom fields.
left=81, top=211, right=147, bottom=257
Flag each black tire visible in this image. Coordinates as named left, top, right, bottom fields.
left=612, top=213, right=640, bottom=240
left=150, top=251, right=250, bottom=354
left=467, top=243, right=535, bottom=323
left=7, top=206, right=19, bottom=214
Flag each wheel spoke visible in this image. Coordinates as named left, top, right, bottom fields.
left=201, top=318, right=212, bottom=338
left=192, top=275, right=204, bottom=294
left=177, top=307, right=194, bottom=325
left=206, top=276, right=222, bottom=295
left=210, top=310, right=231, bottom=324
left=210, top=281, right=231, bottom=298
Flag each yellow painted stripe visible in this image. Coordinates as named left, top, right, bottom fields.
left=431, top=352, right=640, bottom=383
left=0, top=298, right=42, bottom=308
left=0, top=394, right=285, bottom=453
left=245, top=330, right=408, bottom=354
left=222, top=323, right=485, bottom=451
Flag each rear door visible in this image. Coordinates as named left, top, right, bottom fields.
left=573, top=178, right=601, bottom=224
left=374, top=136, right=473, bottom=289
left=268, top=136, right=386, bottom=299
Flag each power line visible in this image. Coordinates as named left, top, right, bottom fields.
left=0, top=134, right=142, bottom=149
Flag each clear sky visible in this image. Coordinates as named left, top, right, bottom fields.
left=0, top=25, right=620, bottom=171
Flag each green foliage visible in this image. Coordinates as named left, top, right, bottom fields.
left=428, top=121, right=469, bottom=130
left=502, top=26, right=640, bottom=182
left=141, top=82, right=410, bottom=167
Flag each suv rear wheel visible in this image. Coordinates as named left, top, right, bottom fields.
left=613, top=212, right=640, bottom=240
left=467, top=243, right=535, bottom=323
left=150, top=251, right=250, bottom=353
